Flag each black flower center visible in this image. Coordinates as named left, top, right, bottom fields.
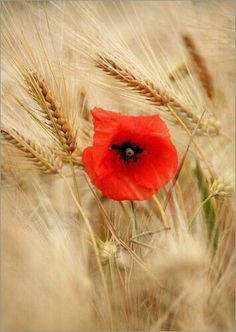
left=110, top=141, right=144, bottom=164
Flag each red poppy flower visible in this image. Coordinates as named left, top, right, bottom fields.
left=82, top=108, right=178, bottom=201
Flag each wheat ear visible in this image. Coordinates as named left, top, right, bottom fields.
left=1, top=128, right=63, bottom=174
left=1, top=159, right=16, bottom=183
left=51, top=147, right=82, bottom=167
left=182, top=34, right=214, bottom=99
left=210, top=177, right=232, bottom=198
left=25, top=70, right=77, bottom=153
left=169, top=61, right=189, bottom=82
left=96, top=56, right=219, bottom=136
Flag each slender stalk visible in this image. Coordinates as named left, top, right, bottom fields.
left=59, top=171, right=113, bottom=329
left=131, top=227, right=171, bottom=240
left=188, top=193, right=213, bottom=229
left=151, top=195, right=169, bottom=229
left=164, top=104, right=210, bottom=211
left=167, top=104, right=215, bottom=178
left=131, top=200, right=142, bottom=256
left=68, top=155, right=80, bottom=202
left=109, top=259, right=119, bottom=329
left=130, top=240, right=156, bottom=249
left=130, top=201, right=138, bottom=237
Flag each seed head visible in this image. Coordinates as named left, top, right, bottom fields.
left=210, top=177, right=233, bottom=198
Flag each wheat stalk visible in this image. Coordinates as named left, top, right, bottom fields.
left=25, top=70, right=77, bottom=154
left=96, top=56, right=219, bottom=136
left=1, top=128, right=63, bottom=174
left=182, top=34, right=214, bottom=99
left=79, top=88, right=90, bottom=122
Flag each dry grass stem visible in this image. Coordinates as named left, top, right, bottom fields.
left=151, top=195, right=169, bottom=229
left=79, top=89, right=90, bottom=122
left=131, top=227, right=171, bottom=240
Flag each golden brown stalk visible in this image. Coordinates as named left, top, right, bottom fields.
left=1, top=128, right=63, bottom=174
left=96, top=56, right=219, bottom=136
left=79, top=88, right=90, bottom=122
left=182, top=34, right=214, bottom=99
left=25, top=70, right=77, bottom=153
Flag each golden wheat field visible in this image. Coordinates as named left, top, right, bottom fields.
left=1, top=1, right=235, bottom=331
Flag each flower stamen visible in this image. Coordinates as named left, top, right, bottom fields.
left=110, top=141, right=143, bottom=164
left=125, top=147, right=135, bottom=157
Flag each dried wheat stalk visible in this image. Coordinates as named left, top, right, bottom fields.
left=1, top=128, right=63, bottom=174
left=96, top=56, right=219, bottom=136
left=182, top=34, right=214, bottom=99
left=79, top=88, right=90, bottom=122
left=25, top=70, right=77, bottom=153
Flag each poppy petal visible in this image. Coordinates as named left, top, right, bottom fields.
left=134, top=138, right=178, bottom=189
left=82, top=147, right=99, bottom=185
left=98, top=173, right=156, bottom=200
